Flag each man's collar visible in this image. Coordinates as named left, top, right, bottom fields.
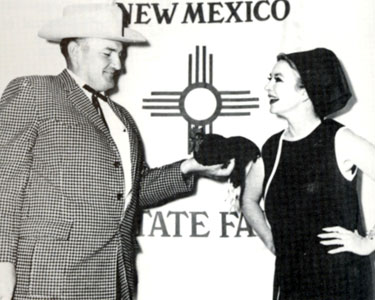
left=66, top=69, right=107, bottom=101
left=66, top=69, right=87, bottom=89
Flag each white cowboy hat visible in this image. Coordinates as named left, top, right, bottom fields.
left=38, top=2, right=146, bottom=43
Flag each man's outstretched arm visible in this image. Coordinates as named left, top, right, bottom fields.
left=139, top=158, right=235, bottom=209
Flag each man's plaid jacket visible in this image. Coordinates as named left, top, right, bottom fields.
left=0, top=70, right=194, bottom=299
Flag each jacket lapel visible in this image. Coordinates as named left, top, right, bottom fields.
left=57, top=70, right=115, bottom=142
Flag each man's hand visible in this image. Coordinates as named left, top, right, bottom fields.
left=0, top=262, right=16, bottom=300
left=181, top=157, right=235, bottom=179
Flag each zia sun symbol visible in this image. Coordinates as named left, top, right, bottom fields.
left=142, top=45, right=260, bottom=153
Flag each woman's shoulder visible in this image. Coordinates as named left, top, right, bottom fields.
left=262, top=131, right=283, bottom=151
left=261, top=131, right=284, bottom=164
left=323, top=118, right=344, bottom=131
left=313, top=119, right=345, bottom=142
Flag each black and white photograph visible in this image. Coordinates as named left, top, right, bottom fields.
left=0, top=1, right=374, bottom=299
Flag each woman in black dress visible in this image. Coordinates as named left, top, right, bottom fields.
left=242, top=48, right=374, bottom=300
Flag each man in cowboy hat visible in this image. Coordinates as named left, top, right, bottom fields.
left=0, top=2, right=234, bottom=300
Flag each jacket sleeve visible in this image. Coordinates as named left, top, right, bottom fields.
left=138, top=161, right=196, bottom=209
left=0, top=77, right=39, bottom=264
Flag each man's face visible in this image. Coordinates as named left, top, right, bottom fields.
left=74, top=38, right=124, bottom=92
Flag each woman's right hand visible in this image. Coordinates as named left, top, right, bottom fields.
left=263, top=234, right=276, bottom=255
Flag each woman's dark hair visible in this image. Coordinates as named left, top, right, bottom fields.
left=276, top=48, right=352, bottom=118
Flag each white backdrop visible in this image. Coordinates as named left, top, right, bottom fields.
left=0, top=1, right=374, bottom=299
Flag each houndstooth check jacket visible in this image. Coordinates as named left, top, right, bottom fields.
left=0, top=70, right=194, bottom=300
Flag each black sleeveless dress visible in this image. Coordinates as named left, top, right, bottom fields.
left=262, top=119, right=373, bottom=300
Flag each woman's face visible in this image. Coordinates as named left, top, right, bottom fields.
left=265, top=60, right=306, bottom=116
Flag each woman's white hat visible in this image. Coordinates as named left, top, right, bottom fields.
left=38, top=2, right=146, bottom=43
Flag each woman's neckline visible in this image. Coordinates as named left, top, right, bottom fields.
left=282, top=120, right=323, bottom=142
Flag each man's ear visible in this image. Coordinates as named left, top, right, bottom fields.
left=67, top=40, right=80, bottom=65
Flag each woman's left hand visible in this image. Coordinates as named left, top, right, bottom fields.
left=318, top=226, right=375, bottom=256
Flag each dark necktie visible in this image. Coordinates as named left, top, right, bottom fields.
left=83, top=84, right=109, bottom=129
